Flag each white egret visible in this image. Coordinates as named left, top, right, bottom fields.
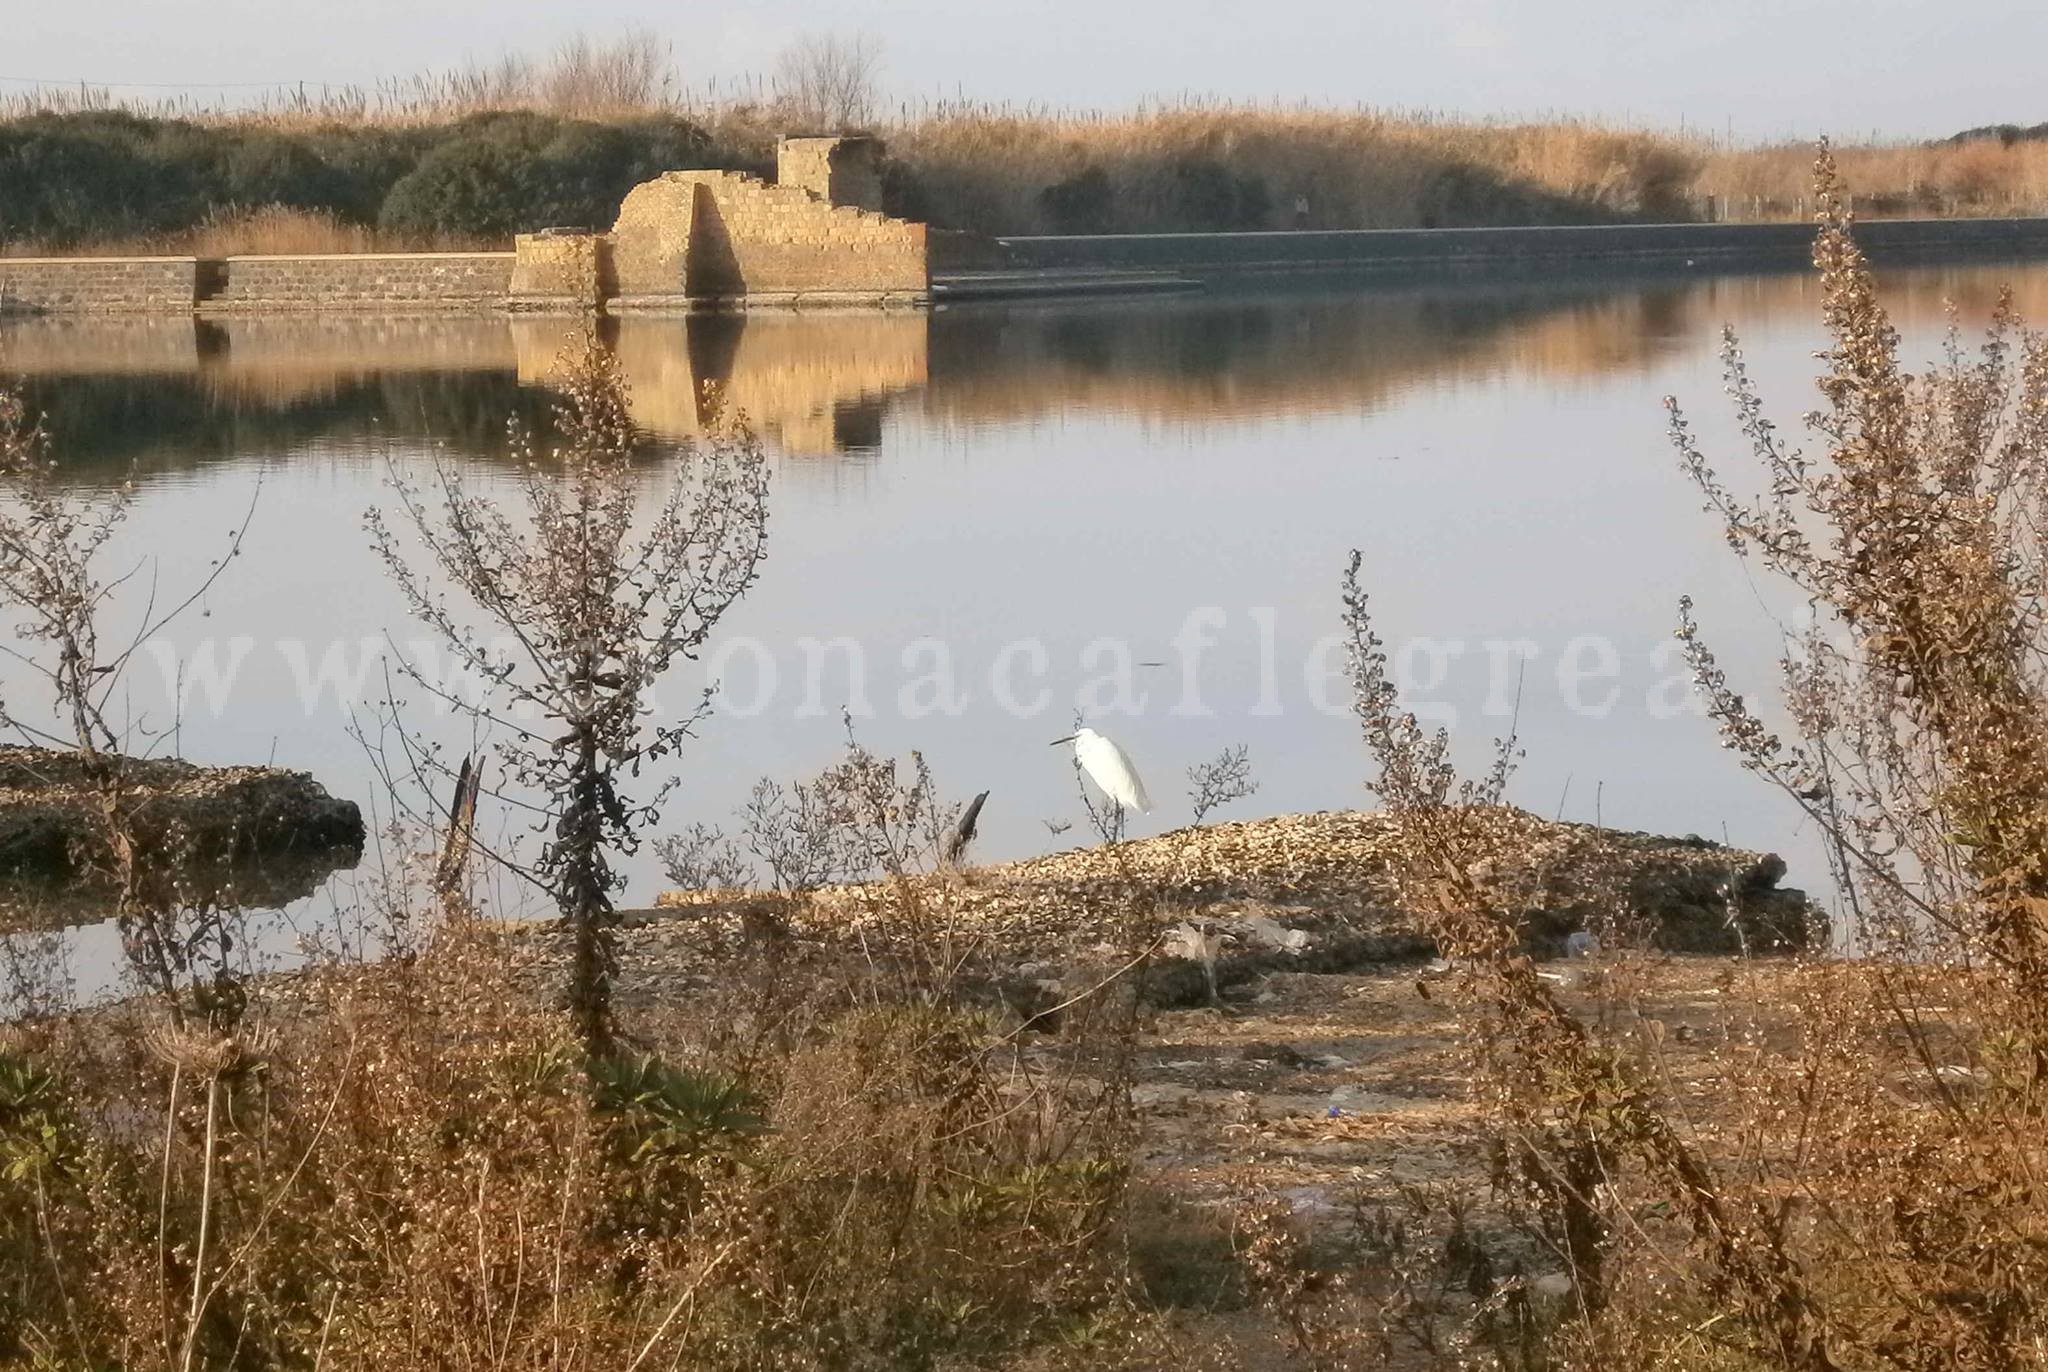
left=1051, top=726, right=1152, bottom=814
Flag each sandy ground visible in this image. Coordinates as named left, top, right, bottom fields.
left=1102, top=948, right=1765, bottom=1364
left=609, top=810, right=1807, bottom=1364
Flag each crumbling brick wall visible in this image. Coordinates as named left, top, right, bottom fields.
left=776, top=136, right=886, bottom=213
left=509, top=232, right=612, bottom=311
left=610, top=168, right=927, bottom=308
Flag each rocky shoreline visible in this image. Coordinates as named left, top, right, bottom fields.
left=554, top=808, right=1818, bottom=1024
left=0, top=746, right=363, bottom=926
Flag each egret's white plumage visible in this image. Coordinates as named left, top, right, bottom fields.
left=1055, top=726, right=1151, bottom=814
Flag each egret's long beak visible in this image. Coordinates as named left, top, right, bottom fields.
left=1048, top=735, right=1076, bottom=746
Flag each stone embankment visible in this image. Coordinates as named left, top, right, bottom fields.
left=12, top=216, right=2048, bottom=317
left=0, top=252, right=520, bottom=317
left=987, top=214, right=2048, bottom=277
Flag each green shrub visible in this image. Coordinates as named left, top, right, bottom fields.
left=880, top=155, right=932, bottom=222
left=302, top=125, right=426, bottom=222
left=0, top=110, right=728, bottom=248
left=218, top=131, right=351, bottom=210
left=378, top=111, right=723, bottom=236
left=377, top=136, right=538, bottom=237
left=0, top=111, right=203, bottom=242
left=1040, top=165, right=1116, bottom=233
left=0, top=1050, right=71, bottom=1183
left=590, top=1053, right=765, bottom=1165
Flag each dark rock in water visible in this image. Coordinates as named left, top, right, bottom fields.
left=0, top=745, right=364, bottom=887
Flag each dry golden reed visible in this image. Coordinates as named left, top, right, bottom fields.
left=6, top=31, right=2047, bottom=247
left=1315, top=145, right=2048, bottom=1369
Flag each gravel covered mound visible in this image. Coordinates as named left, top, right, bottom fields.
left=641, top=807, right=1816, bottom=966
left=932, top=808, right=1812, bottom=953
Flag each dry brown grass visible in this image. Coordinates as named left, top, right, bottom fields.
left=889, top=105, right=1705, bottom=232
left=10, top=34, right=2048, bottom=242
left=0, top=206, right=458, bottom=260
left=893, top=107, right=2048, bottom=230
left=0, top=726, right=1194, bottom=1370
left=0, top=31, right=688, bottom=130
left=1301, top=148, right=2048, bottom=1369
left=0, top=908, right=1177, bottom=1370
left=1699, top=137, right=2048, bottom=219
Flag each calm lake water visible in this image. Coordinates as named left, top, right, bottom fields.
left=7, top=258, right=2047, bottom=991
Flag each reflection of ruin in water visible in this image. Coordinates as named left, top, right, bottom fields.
left=9, top=262, right=2034, bottom=479
left=569, top=313, right=925, bottom=456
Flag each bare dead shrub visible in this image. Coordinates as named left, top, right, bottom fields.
left=0, top=386, right=253, bottom=1021
left=369, top=332, right=768, bottom=1055
left=0, top=590, right=1177, bottom=1372
left=0, top=737, right=1186, bottom=1372
left=1301, top=144, right=2048, bottom=1370
left=1187, top=743, right=1259, bottom=824
left=1338, top=552, right=1835, bottom=1369
left=773, top=33, right=883, bottom=133
left=1663, top=142, right=2048, bottom=1366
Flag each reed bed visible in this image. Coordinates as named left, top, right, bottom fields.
left=4, top=31, right=2044, bottom=249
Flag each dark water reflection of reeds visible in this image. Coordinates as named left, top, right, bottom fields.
left=8, top=261, right=2039, bottom=477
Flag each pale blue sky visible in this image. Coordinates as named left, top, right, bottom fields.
left=6, top=0, right=2041, bottom=141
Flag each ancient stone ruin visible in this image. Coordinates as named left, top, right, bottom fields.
left=0, top=136, right=934, bottom=316
left=777, top=135, right=887, bottom=212
left=509, top=134, right=929, bottom=312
